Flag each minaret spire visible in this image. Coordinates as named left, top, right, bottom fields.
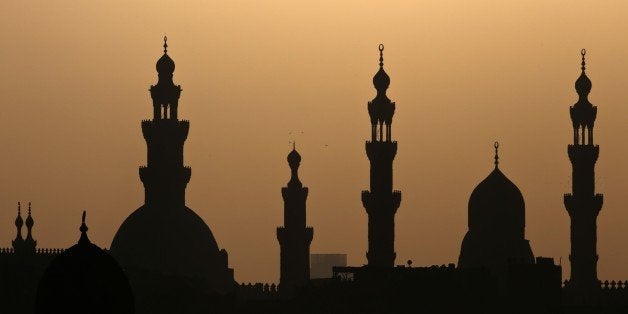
left=24, top=202, right=37, bottom=252
left=564, top=49, right=603, bottom=297
left=277, top=146, right=313, bottom=292
left=163, top=36, right=168, bottom=54
left=494, top=141, right=499, bottom=167
left=362, top=44, right=401, bottom=268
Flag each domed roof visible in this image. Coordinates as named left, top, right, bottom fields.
left=575, top=72, right=591, bottom=95
left=468, top=167, right=525, bottom=227
left=35, top=212, right=134, bottom=314
left=459, top=143, right=534, bottom=270
left=110, top=205, right=234, bottom=293
left=287, top=145, right=301, bottom=165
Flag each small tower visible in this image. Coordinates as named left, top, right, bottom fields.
left=12, top=202, right=24, bottom=252
left=564, top=49, right=603, bottom=295
left=23, top=202, right=37, bottom=253
left=277, top=144, right=314, bottom=291
left=361, top=44, right=402, bottom=268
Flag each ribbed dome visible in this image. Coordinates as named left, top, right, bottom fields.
left=156, top=53, right=175, bottom=74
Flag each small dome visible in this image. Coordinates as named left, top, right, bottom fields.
left=35, top=212, right=134, bottom=314
left=287, top=147, right=301, bottom=166
left=575, top=72, right=591, bottom=96
left=25, top=214, right=33, bottom=228
left=15, top=207, right=23, bottom=228
left=156, top=53, right=175, bottom=74
left=373, top=68, right=390, bottom=91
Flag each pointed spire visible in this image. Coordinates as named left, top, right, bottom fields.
left=379, top=44, right=384, bottom=68
left=163, top=36, right=168, bottom=54
left=79, top=211, right=90, bottom=245
left=494, top=141, right=500, bottom=168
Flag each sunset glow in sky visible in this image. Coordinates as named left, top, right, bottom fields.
left=1, top=1, right=628, bottom=284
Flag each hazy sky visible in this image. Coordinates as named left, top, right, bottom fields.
left=1, top=1, right=628, bottom=284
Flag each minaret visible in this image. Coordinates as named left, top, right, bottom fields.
left=140, top=36, right=189, bottom=207
left=361, top=44, right=402, bottom=268
left=23, top=202, right=37, bottom=253
left=564, top=49, right=603, bottom=294
left=277, top=144, right=314, bottom=291
left=12, top=202, right=24, bottom=252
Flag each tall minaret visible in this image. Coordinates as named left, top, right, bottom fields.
left=564, top=49, right=603, bottom=294
left=140, top=36, right=189, bottom=207
left=277, top=144, right=313, bottom=290
left=361, top=44, right=402, bottom=268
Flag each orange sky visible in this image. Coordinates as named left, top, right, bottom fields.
left=1, top=1, right=628, bottom=284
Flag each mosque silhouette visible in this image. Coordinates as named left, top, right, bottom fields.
left=0, top=39, right=626, bottom=314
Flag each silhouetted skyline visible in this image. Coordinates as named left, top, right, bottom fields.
left=2, top=2, right=628, bottom=286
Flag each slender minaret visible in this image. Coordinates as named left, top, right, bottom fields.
left=140, top=36, right=189, bottom=207
left=564, top=49, right=603, bottom=294
left=12, top=202, right=24, bottom=252
left=23, top=202, right=37, bottom=253
left=277, top=144, right=313, bottom=290
left=361, top=44, right=401, bottom=268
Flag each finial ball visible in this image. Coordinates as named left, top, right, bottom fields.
left=494, top=141, right=499, bottom=149
left=581, top=48, right=586, bottom=56
left=379, top=44, right=384, bottom=52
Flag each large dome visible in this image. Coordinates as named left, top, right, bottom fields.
left=468, top=167, right=525, bottom=234
left=110, top=205, right=234, bottom=293
left=458, top=149, right=534, bottom=271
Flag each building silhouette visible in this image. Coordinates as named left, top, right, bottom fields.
left=277, top=145, right=314, bottom=292
left=458, top=142, right=534, bottom=273
left=109, top=38, right=234, bottom=312
left=35, top=212, right=134, bottom=314
left=0, top=203, right=63, bottom=313
left=563, top=49, right=604, bottom=297
left=361, top=44, right=401, bottom=268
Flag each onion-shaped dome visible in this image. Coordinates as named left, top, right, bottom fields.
left=25, top=202, right=34, bottom=229
left=15, top=202, right=23, bottom=229
left=287, top=145, right=301, bottom=166
left=35, top=212, right=134, bottom=314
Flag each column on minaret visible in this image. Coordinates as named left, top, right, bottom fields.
left=361, top=44, right=402, bottom=268
left=277, top=144, right=314, bottom=291
left=564, top=49, right=603, bottom=294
